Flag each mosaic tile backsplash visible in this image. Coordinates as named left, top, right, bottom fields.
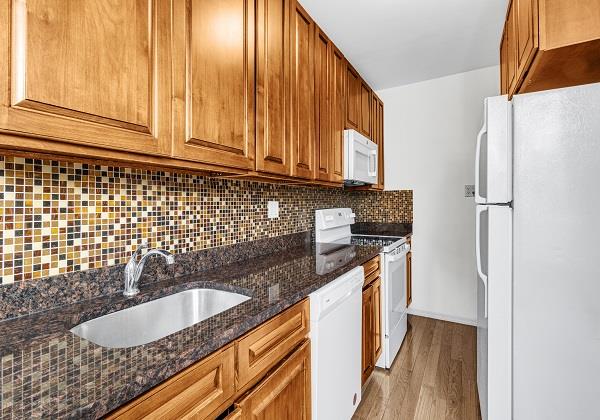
left=0, top=156, right=412, bottom=285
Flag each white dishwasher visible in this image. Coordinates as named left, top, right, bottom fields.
left=309, top=265, right=364, bottom=420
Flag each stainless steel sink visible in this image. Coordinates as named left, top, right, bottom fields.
left=70, top=288, right=250, bottom=348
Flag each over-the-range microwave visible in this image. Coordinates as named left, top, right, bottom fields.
left=343, top=129, right=378, bottom=186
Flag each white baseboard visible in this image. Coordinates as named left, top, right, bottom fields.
left=407, top=307, right=477, bottom=326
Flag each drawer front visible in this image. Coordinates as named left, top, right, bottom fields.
left=236, top=299, right=310, bottom=389
left=108, top=345, right=235, bottom=420
left=363, top=255, right=381, bottom=286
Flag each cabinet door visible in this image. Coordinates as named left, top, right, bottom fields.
left=171, top=0, right=255, bottom=170
left=359, top=81, right=372, bottom=138
left=407, top=251, right=412, bottom=307
left=361, top=285, right=374, bottom=385
left=314, top=27, right=330, bottom=182
left=0, top=0, right=171, bottom=155
left=256, top=0, right=291, bottom=175
left=500, top=30, right=509, bottom=95
left=290, top=1, right=315, bottom=179
left=515, top=0, right=538, bottom=79
left=345, top=64, right=360, bottom=130
left=372, top=277, right=383, bottom=362
left=506, top=2, right=519, bottom=95
left=377, top=97, right=385, bottom=189
left=329, top=45, right=345, bottom=184
left=237, top=340, right=311, bottom=420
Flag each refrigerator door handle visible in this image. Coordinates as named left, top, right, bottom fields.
left=475, top=101, right=487, bottom=204
left=476, top=205, right=489, bottom=318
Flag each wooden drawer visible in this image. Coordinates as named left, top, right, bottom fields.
left=107, top=345, right=235, bottom=420
left=235, top=339, right=311, bottom=420
left=363, top=255, right=380, bottom=286
left=236, top=299, right=310, bottom=390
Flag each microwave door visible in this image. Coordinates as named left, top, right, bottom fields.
left=351, top=141, right=378, bottom=184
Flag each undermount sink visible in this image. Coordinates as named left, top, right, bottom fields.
left=70, top=288, right=251, bottom=348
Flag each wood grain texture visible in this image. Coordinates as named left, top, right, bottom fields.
left=236, top=298, right=310, bottom=391
left=329, top=44, right=345, bottom=183
left=362, top=284, right=374, bottom=385
left=353, top=315, right=481, bottom=420
left=540, top=0, right=600, bottom=49
left=171, top=0, right=256, bottom=170
left=359, top=80, right=372, bottom=138
left=314, top=26, right=330, bottom=182
left=345, top=63, right=360, bottom=130
left=255, top=0, right=291, bottom=175
left=1, top=0, right=172, bottom=155
left=237, top=339, right=311, bottom=420
left=290, top=0, right=315, bottom=179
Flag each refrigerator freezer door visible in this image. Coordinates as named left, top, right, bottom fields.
left=475, top=96, right=512, bottom=205
left=512, top=83, right=600, bottom=420
left=476, top=204, right=512, bottom=420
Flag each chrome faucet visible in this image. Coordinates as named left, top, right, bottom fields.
left=123, top=243, right=175, bottom=297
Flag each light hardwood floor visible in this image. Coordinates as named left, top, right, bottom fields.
left=353, top=315, right=481, bottom=420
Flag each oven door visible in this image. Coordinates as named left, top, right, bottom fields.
left=379, top=245, right=409, bottom=368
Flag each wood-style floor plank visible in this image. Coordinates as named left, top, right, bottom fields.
left=352, top=315, right=481, bottom=420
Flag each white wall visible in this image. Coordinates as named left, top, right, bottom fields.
left=378, top=66, right=499, bottom=324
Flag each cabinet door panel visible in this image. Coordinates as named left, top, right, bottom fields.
left=516, top=0, right=538, bottom=78
left=238, top=340, right=311, bottom=420
left=172, top=0, right=255, bottom=170
left=373, top=277, right=382, bottom=362
left=506, top=2, right=519, bottom=95
left=329, top=45, right=345, bottom=183
left=500, top=30, right=509, bottom=95
left=1, top=0, right=171, bottom=155
left=290, top=2, right=314, bottom=179
left=376, top=96, right=384, bottom=189
left=345, top=64, right=360, bottom=130
left=314, top=28, right=330, bottom=181
left=359, top=81, right=372, bottom=138
left=361, top=285, right=374, bottom=385
left=256, top=0, right=291, bottom=175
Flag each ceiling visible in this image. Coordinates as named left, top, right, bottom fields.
left=300, top=0, right=508, bottom=90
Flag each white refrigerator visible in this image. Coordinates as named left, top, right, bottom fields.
left=475, top=83, right=600, bottom=420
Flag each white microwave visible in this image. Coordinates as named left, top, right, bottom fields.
left=343, top=129, right=378, bottom=185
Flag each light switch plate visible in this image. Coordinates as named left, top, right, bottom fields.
left=267, top=201, right=279, bottom=218
left=465, top=184, right=475, bottom=197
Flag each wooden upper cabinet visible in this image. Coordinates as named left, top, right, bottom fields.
left=290, top=1, right=315, bottom=180
left=359, top=80, right=372, bottom=138
left=373, top=95, right=384, bottom=190
left=500, top=0, right=600, bottom=97
left=171, top=0, right=255, bottom=170
left=329, top=45, right=345, bottom=184
left=236, top=340, right=311, bottom=420
left=506, top=3, right=518, bottom=95
left=314, top=27, right=330, bottom=182
left=345, top=64, right=361, bottom=131
left=0, top=0, right=171, bottom=155
left=256, top=0, right=291, bottom=176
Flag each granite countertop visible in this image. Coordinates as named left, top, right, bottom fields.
left=351, top=222, right=413, bottom=238
left=0, top=241, right=381, bottom=419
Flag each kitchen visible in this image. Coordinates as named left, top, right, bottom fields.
left=0, top=1, right=599, bottom=419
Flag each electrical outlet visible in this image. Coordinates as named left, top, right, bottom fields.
left=267, top=201, right=279, bottom=219
left=465, top=184, right=475, bottom=197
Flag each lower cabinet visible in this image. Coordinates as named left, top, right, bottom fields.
left=106, top=345, right=236, bottom=419
left=234, top=340, right=311, bottom=420
left=406, top=237, right=412, bottom=307
left=107, top=300, right=310, bottom=420
left=361, top=255, right=382, bottom=385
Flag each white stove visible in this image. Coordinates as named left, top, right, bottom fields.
left=315, top=208, right=410, bottom=369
